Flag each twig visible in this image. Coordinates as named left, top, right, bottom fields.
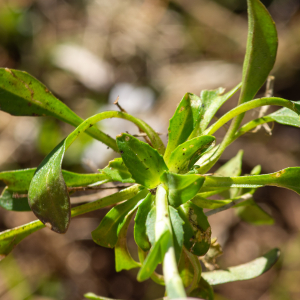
left=252, top=75, right=275, bottom=135
left=114, top=96, right=127, bottom=113
left=67, top=184, right=132, bottom=192
left=133, top=132, right=163, bottom=137
left=205, top=193, right=252, bottom=217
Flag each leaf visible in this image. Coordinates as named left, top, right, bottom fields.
left=240, top=0, right=278, bottom=103
left=189, top=277, right=214, bottom=300
left=92, top=188, right=149, bottom=248
left=202, top=248, right=280, bottom=285
left=0, top=68, right=118, bottom=150
left=167, top=135, right=215, bottom=173
left=268, top=107, right=300, bottom=128
left=84, top=293, right=120, bottom=300
left=164, top=93, right=203, bottom=163
left=115, top=211, right=141, bottom=272
left=0, top=168, right=110, bottom=193
left=178, top=202, right=211, bottom=256
left=202, top=167, right=300, bottom=196
left=146, top=206, right=157, bottom=247
left=161, top=172, right=205, bottom=207
left=0, top=220, right=45, bottom=261
left=134, top=193, right=154, bottom=251
left=192, top=196, right=232, bottom=209
left=28, top=140, right=70, bottom=234
left=169, top=206, right=184, bottom=262
left=116, top=133, right=168, bottom=189
left=191, top=84, right=242, bottom=136
left=215, top=150, right=243, bottom=199
left=102, top=158, right=135, bottom=183
left=137, top=231, right=168, bottom=282
left=0, top=188, right=31, bottom=211
left=235, top=199, right=274, bottom=225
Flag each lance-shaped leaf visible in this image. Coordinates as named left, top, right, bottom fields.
left=192, top=196, right=232, bottom=209
left=169, top=206, right=184, bottom=262
left=115, top=211, right=141, bottom=272
left=164, top=93, right=203, bottom=163
left=134, top=193, right=154, bottom=251
left=178, top=202, right=211, bottom=256
left=0, top=188, right=31, bottom=211
left=116, top=133, right=167, bottom=189
left=92, top=188, right=149, bottom=248
left=235, top=199, right=274, bottom=225
left=202, top=167, right=300, bottom=196
left=239, top=0, right=278, bottom=104
left=167, top=135, right=215, bottom=173
left=268, top=107, right=300, bottom=127
left=101, top=158, right=135, bottom=183
left=0, top=68, right=118, bottom=150
left=28, top=140, right=70, bottom=234
left=190, top=84, right=241, bottom=137
left=0, top=168, right=110, bottom=193
left=161, top=172, right=205, bottom=207
left=202, top=248, right=280, bottom=285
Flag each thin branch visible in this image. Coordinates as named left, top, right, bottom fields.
left=205, top=193, right=252, bottom=217
left=67, top=184, right=132, bottom=192
left=114, top=96, right=127, bottom=113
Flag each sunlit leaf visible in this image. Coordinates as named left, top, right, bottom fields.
left=101, top=158, right=135, bottom=183
left=167, top=135, right=215, bottom=173
left=164, top=93, right=203, bottom=163
left=28, top=140, right=70, bottom=234
left=240, top=0, right=278, bottom=103
left=191, top=84, right=241, bottom=137
left=202, top=248, right=280, bottom=285
left=117, top=133, right=167, bottom=189
left=161, top=172, right=205, bottom=207
left=192, top=195, right=231, bottom=209
left=134, top=193, right=154, bottom=251
left=0, top=68, right=118, bottom=150
left=92, top=188, right=149, bottom=248
left=235, top=199, right=274, bottom=225
left=268, top=107, right=300, bottom=127
left=169, top=206, right=184, bottom=262
left=178, top=202, right=211, bottom=256
left=115, top=211, right=141, bottom=272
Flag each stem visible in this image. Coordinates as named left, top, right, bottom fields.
left=66, top=111, right=165, bottom=155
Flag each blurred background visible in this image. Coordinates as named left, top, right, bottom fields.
left=1, top=0, right=300, bottom=299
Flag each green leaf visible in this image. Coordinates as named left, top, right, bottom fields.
left=240, top=0, right=278, bottom=103
left=216, top=150, right=243, bottom=199
left=146, top=206, right=156, bottom=247
left=169, top=206, right=184, bottom=262
left=161, top=172, right=205, bottom=207
left=0, top=68, right=118, bottom=150
left=84, top=293, right=120, bottom=300
left=115, top=211, right=141, bottom=272
left=167, top=135, right=215, bottom=173
left=134, top=193, right=154, bottom=251
left=191, top=84, right=241, bottom=137
left=137, top=231, right=168, bottom=282
left=92, top=188, right=149, bottom=248
left=164, top=93, right=203, bottom=163
left=0, top=168, right=110, bottom=193
left=235, top=198, right=274, bottom=225
left=102, top=158, right=135, bottom=183
left=192, top=196, right=232, bottom=209
left=178, top=202, right=211, bottom=256
left=116, top=133, right=167, bottom=189
left=0, top=188, right=31, bottom=211
left=202, top=248, right=280, bottom=285
left=189, top=277, right=214, bottom=300
left=28, top=140, right=70, bottom=234
left=268, top=107, right=300, bottom=127
left=202, top=167, right=300, bottom=196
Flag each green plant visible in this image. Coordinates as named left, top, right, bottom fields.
left=0, top=0, right=298, bottom=299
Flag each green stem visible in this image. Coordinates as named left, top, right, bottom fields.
left=66, top=111, right=165, bottom=155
